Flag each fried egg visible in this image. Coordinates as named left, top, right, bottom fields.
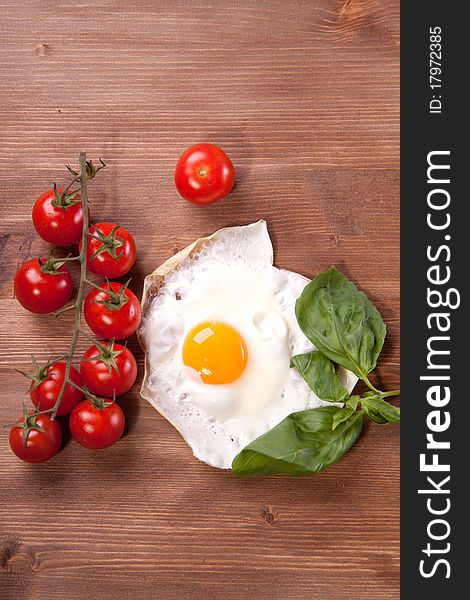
left=138, top=221, right=357, bottom=469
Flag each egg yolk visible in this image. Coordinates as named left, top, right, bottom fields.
left=182, top=321, right=248, bottom=384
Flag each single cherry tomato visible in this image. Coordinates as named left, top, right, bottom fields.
left=27, top=360, right=84, bottom=416
left=84, top=281, right=141, bottom=340
left=80, top=222, right=136, bottom=279
left=174, top=143, right=235, bottom=205
left=9, top=408, right=62, bottom=463
left=14, top=258, right=73, bottom=314
left=69, top=398, right=125, bottom=449
left=32, top=188, right=90, bottom=246
left=80, top=340, right=137, bottom=397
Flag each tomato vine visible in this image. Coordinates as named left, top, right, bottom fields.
left=26, top=151, right=106, bottom=420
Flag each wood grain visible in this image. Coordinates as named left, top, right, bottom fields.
left=0, top=1, right=399, bottom=598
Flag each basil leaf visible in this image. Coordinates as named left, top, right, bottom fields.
left=295, top=267, right=386, bottom=381
left=361, top=404, right=388, bottom=424
left=332, top=405, right=355, bottom=430
left=232, top=407, right=363, bottom=476
left=290, top=351, right=349, bottom=403
left=346, top=395, right=361, bottom=410
left=361, top=395, right=400, bottom=424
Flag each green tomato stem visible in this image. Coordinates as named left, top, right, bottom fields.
left=67, top=378, right=87, bottom=396
left=84, top=278, right=107, bottom=292
left=50, top=152, right=91, bottom=420
left=53, top=303, right=77, bottom=318
left=57, top=255, right=81, bottom=262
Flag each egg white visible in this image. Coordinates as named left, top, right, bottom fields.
left=139, top=221, right=357, bottom=469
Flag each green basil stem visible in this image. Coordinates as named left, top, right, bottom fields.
left=363, top=375, right=400, bottom=399
left=362, top=375, right=381, bottom=395
left=375, top=389, right=400, bottom=399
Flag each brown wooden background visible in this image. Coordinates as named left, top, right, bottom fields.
left=0, top=1, right=399, bottom=598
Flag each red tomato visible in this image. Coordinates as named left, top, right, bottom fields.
left=174, top=143, right=235, bottom=205
left=9, top=410, right=62, bottom=463
left=80, top=222, right=136, bottom=279
left=84, top=281, right=141, bottom=340
left=32, top=188, right=90, bottom=246
left=69, top=398, right=125, bottom=449
left=80, top=341, right=137, bottom=397
left=30, top=362, right=84, bottom=416
left=14, top=258, right=73, bottom=314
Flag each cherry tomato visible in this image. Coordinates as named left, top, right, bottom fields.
left=14, top=258, right=73, bottom=314
left=174, top=143, right=235, bottom=205
left=80, top=340, right=137, bottom=397
left=69, top=398, right=125, bottom=449
left=9, top=410, right=62, bottom=463
left=30, top=362, right=84, bottom=416
left=80, top=222, right=136, bottom=279
left=84, top=281, right=141, bottom=340
left=32, top=188, right=90, bottom=246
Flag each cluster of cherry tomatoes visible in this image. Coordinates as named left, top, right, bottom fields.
left=10, top=143, right=236, bottom=464
left=10, top=183, right=141, bottom=463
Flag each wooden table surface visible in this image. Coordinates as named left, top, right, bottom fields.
left=0, top=1, right=399, bottom=598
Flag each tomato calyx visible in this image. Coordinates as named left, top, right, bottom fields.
left=38, top=256, right=69, bottom=275
left=88, top=225, right=125, bottom=262
left=15, top=355, right=58, bottom=392
left=51, top=182, right=81, bottom=208
left=93, top=278, right=131, bottom=312
left=81, top=387, right=115, bottom=410
left=66, top=158, right=106, bottom=181
left=11, top=405, right=47, bottom=449
left=83, top=339, right=125, bottom=375
left=50, top=158, right=106, bottom=209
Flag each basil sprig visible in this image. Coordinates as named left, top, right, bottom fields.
left=232, top=267, right=399, bottom=477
